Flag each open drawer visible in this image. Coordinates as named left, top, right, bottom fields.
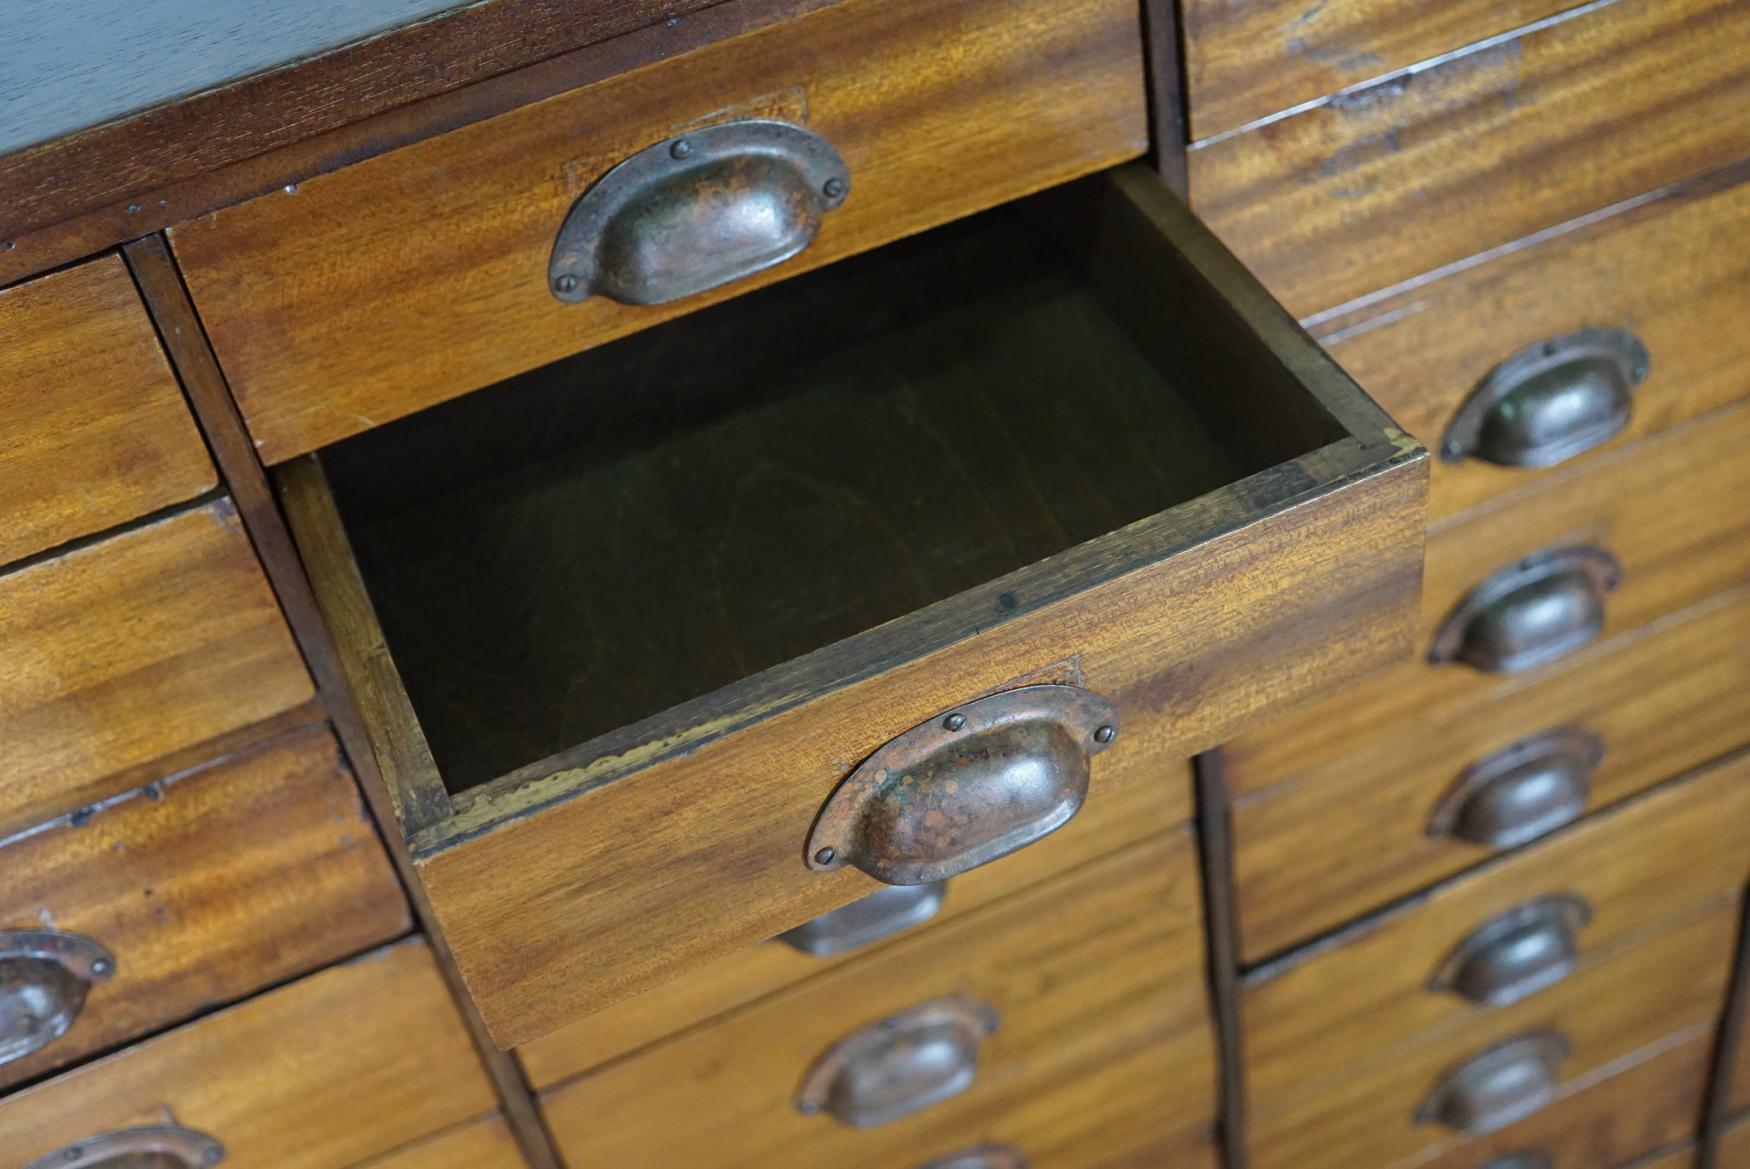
left=279, top=165, right=1428, bottom=1048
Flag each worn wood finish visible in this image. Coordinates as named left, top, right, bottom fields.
left=1413, top=1030, right=1710, bottom=1169
left=1314, top=158, right=1750, bottom=523
left=1248, top=903, right=1739, bottom=1169
left=0, top=722, right=409, bottom=1090
left=0, top=498, right=315, bottom=835
left=0, top=254, right=213, bottom=566
left=518, top=756, right=1191, bottom=1084
left=356, top=1116, right=527, bottom=1169
left=281, top=164, right=1426, bottom=1048
left=539, top=835, right=1219, bottom=1169
left=1188, top=0, right=1750, bottom=318
left=1232, top=586, right=1750, bottom=960
left=1243, top=751, right=1750, bottom=1104
left=1, top=939, right=499, bottom=1169
left=1224, top=396, right=1750, bottom=850
left=171, top=0, right=1150, bottom=463
left=1183, top=0, right=1577, bottom=140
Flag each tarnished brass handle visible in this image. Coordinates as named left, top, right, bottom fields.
left=23, top=1126, right=224, bottom=1169
left=796, top=997, right=999, bottom=1128
left=1416, top=1032, right=1570, bottom=1134
left=1442, top=328, right=1648, bottom=468
left=1430, top=895, right=1593, bottom=1006
left=917, top=1146, right=1030, bottom=1169
left=805, top=685, right=1119, bottom=886
left=549, top=120, right=850, bottom=306
left=1428, top=728, right=1603, bottom=849
left=1, top=929, right=116, bottom=1067
left=778, top=881, right=948, bottom=956
left=1428, top=547, right=1620, bottom=673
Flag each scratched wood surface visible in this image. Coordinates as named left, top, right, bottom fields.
left=1314, top=159, right=1750, bottom=523
left=0, top=254, right=214, bottom=566
left=539, top=835, right=1220, bottom=1169
left=0, top=939, right=500, bottom=1169
left=1230, top=586, right=1750, bottom=960
left=171, top=0, right=1149, bottom=463
left=1188, top=0, right=1750, bottom=318
left=0, top=722, right=409, bottom=1091
left=0, top=499, right=315, bottom=836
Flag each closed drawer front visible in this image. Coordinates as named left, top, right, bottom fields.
left=1727, top=1116, right=1750, bottom=1169
left=1244, top=750, right=1750, bottom=1104
left=517, top=755, right=1192, bottom=1085
left=538, top=835, right=1218, bottom=1169
left=1247, top=898, right=1739, bottom=1169
left=280, top=166, right=1426, bottom=1048
left=0, top=722, right=410, bottom=1089
left=1412, top=1029, right=1710, bottom=1169
left=1225, top=394, right=1750, bottom=890
left=1, top=939, right=497, bottom=1169
left=170, top=0, right=1150, bottom=463
left=1232, top=585, right=1750, bottom=960
left=1188, top=0, right=1750, bottom=318
left=1315, top=159, right=1750, bottom=523
left=0, top=497, right=316, bottom=835
left=0, top=254, right=214, bottom=565
left=359, top=1116, right=527, bottom=1169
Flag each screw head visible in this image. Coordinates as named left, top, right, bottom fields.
left=813, top=846, right=837, bottom=866
left=89, top=958, right=113, bottom=977
left=670, top=138, right=693, bottom=159
left=203, top=1148, right=224, bottom=1166
left=943, top=712, right=966, bottom=731
left=553, top=274, right=578, bottom=294
left=823, top=176, right=847, bottom=199
left=798, top=1100, right=820, bottom=1115
left=1094, top=724, right=1116, bottom=744
left=1632, top=364, right=1648, bottom=380
left=1442, top=440, right=1462, bottom=458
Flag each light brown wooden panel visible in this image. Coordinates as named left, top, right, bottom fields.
left=1314, top=160, right=1750, bottom=523
left=1188, top=0, right=1750, bottom=318
left=0, top=498, right=315, bottom=834
left=1414, top=1030, right=1707, bottom=1169
left=539, top=835, right=1218, bottom=1169
left=0, top=253, right=214, bottom=564
left=517, top=755, right=1191, bottom=1085
left=0, top=721, right=410, bottom=1089
left=1183, top=0, right=1574, bottom=140
left=1232, top=586, right=1750, bottom=960
left=1247, top=904, right=1738, bottom=1169
left=1724, top=1117, right=1750, bottom=1169
left=1243, top=751, right=1750, bottom=1104
left=1225, top=397, right=1750, bottom=852
left=355, top=1116, right=526, bottom=1169
left=1, top=939, right=499, bottom=1169
left=171, top=0, right=1149, bottom=463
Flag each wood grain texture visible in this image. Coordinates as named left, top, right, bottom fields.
left=1187, top=0, right=1750, bottom=318
left=1247, top=904, right=1739, bottom=1169
left=355, top=1115, right=526, bottom=1169
left=1725, top=1118, right=1750, bottom=1169
left=171, top=0, right=1150, bottom=463
left=1313, top=158, right=1750, bottom=523
left=1183, top=0, right=1576, bottom=140
left=538, top=835, right=1219, bottom=1169
left=0, top=939, right=499, bottom=1169
left=0, top=722, right=409, bottom=1090
left=516, top=756, right=1193, bottom=1085
left=1413, top=1030, right=1709, bottom=1169
left=1243, top=751, right=1750, bottom=1105
left=1633, top=1147, right=1698, bottom=1169
left=1224, top=396, right=1750, bottom=848
left=0, top=498, right=315, bottom=835
left=1232, top=585, right=1750, bottom=960
left=0, top=254, right=213, bottom=565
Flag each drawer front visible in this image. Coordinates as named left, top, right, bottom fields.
left=1232, top=586, right=1750, bottom=960
left=1225, top=394, right=1750, bottom=871
left=516, top=755, right=1191, bottom=1086
left=1412, top=1030, right=1709, bottom=1169
left=1, top=939, right=497, bottom=1169
left=0, top=497, right=316, bottom=834
left=1243, top=750, right=1750, bottom=1104
left=0, top=254, right=215, bottom=565
left=363, top=1116, right=526, bottom=1169
left=1183, top=0, right=1573, bottom=140
left=1727, top=1117, right=1750, bottom=1169
left=1316, top=160, right=1750, bottom=523
left=0, top=722, right=410, bottom=1089
left=1188, top=0, right=1750, bottom=317
left=1248, top=900, right=1739, bottom=1169
left=538, top=834, right=1218, bottom=1169
left=171, top=0, right=1149, bottom=463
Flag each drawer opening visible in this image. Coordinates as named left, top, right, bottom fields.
left=310, top=171, right=1352, bottom=798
